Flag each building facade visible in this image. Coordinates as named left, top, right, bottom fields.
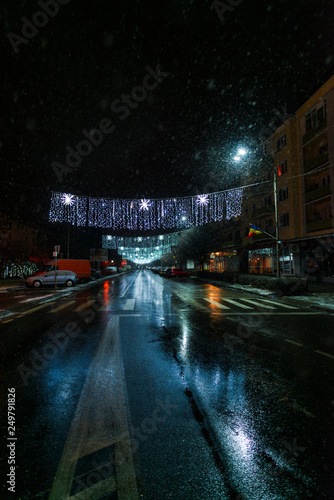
left=295, top=75, right=334, bottom=278
left=209, top=74, right=334, bottom=279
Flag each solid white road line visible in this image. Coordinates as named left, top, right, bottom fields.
left=124, top=299, right=135, bottom=310
left=68, top=477, right=117, bottom=499
left=203, top=298, right=230, bottom=309
left=314, top=350, right=334, bottom=360
left=73, top=299, right=96, bottom=312
left=49, top=316, right=139, bottom=500
left=50, top=300, right=76, bottom=313
left=19, top=303, right=50, bottom=315
left=120, top=274, right=137, bottom=298
left=284, top=338, right=304, bottom=347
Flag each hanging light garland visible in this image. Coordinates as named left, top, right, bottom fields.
left=102, top=232, right=179, bottom=263
left=49, top=188, right=243, bottom=231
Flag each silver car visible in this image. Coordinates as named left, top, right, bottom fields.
left=25, top=270, right=78, bottom=288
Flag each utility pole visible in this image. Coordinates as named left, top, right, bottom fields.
left=273, top=168, right=280, bottom=277
left=67, top=220, right=70, bottom=259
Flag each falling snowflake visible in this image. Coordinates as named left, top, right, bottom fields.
left=196, top=194, right=209, bottom=206
left=61, top=194, right=75, bottom=206
left=139, top=199, right=151, bottom=210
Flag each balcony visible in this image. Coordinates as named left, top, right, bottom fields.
left=252, top=205, right=275, bottom=218
left=305, top=184, right=331, bottom=203
left=306, top=219, right=332, bottom=233
left=304, top=150, right=329, bottom=173
left=302, top=120, right=327, bottom=145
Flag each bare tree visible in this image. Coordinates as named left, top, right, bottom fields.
left=178, top=225, right=220, bottom=271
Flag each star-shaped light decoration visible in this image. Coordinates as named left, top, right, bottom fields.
left=196, top=194, right=209, bottom=206
left=137, top=237, right=143, bottom=242
left=61, top=193, right=75, bottom=206
left=139, top=199, right=151, bottom=211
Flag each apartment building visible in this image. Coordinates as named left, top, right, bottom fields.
left=210, top=75, right=334, bottom=278
left=295, top=75, right=334, bottom=278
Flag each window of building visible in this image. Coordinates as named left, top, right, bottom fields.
left=305, top=101, right=326, bottom=131
left=265, top=219, right=273, bottom=231
left=277, top=160, right=287, bottom=176
left=276, top=134, right=286, bottom=152
left=245, top=226, right=250, bottom=237
left=317, top=100, right=327, bottom=122
left=321, top=175, right=330, bottom=187
left=278, top=186, right=288, bottom=201
left=235, top=230, right=240, bottom=240
left=264, top=195, right=272, bottom=206
left=306, top=109, right=316, bottom=131
left=228, top=232, right=232, bottom=241
left=320, top=205, right=332, bottom=219
left=319, top=143, right=328, bottom=156
left=252, top=203, right=256, bottom=211
left=279, top=213, right=289, bottom=227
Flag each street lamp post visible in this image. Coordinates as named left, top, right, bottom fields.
left=61, top=194, right=75, bottom=260
left=273, top=168, right=280, bottom=277
left=233, top=148, right=280, bottom=277
left=67, top=217, right=70, bottom=259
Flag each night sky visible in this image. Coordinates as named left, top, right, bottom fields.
left=1, top=0, right=334, bottom=224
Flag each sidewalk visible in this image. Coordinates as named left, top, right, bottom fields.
left=194, top=277, right=334, bottom=312
left=0, top=279, right=26, bottom=291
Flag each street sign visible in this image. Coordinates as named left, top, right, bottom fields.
left=54, top=245, right=60, bottom=253
left=53, top=251, right=58, bottom=257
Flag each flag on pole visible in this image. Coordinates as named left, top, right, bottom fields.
left=246, top=224, right=264, bottom=238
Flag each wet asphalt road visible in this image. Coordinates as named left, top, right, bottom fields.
left=1, top=270, right=334, bottom=499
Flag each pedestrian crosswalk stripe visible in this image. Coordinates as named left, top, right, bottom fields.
left=50, top=300, right=76, bottom=313
left=221, top=298, right=253, bottom=309
left=284, top=338, right=304, bottom=347
left=203, top=298, right=230, bottom=309
left=241, top=298, right=276, bottom=309
left=257, top=298, right=298, bottom=310
left=74, top=299, right=96, bottom=312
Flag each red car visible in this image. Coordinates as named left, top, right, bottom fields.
left=164, top=267, right=190, bottom=278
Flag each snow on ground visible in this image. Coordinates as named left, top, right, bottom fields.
left=224, top=283, right=334, bottom=311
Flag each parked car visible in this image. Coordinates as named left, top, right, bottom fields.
left=101, top=266, right=118, bottom=276
left=91, top=269, right=102, bottom=279
left=25, top=270, right=79, bottom=288
left=164, top=267, right=191, bottom=278
left=30, top=270, right=47, bottom=276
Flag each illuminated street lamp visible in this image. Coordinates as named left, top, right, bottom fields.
left=233, top=147, right=247, bottom=162
left=61, top=194, right=74, bottom=259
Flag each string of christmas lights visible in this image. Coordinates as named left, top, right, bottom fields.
left=49, top=189, right=243, bottom=231
left=102, top=233, right=178, bottom=263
